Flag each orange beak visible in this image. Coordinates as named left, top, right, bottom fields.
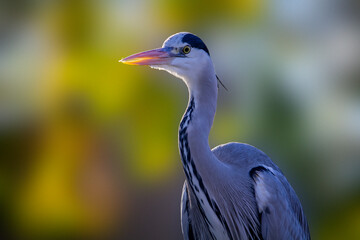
left=119, top=48, right=173, bottom=66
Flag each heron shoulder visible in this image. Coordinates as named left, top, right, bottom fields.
left=212, top=142, right=278, bottom=170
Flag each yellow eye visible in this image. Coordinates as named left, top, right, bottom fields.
left=182, top=45, right=191, bottom=54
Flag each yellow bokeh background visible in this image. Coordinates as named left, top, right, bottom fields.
left=1, top=0, right=359, bottom=239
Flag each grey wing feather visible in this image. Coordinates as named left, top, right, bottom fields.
left=181, top=182, right=192, bottom=240
left=250, top=166, right=311, bottom=240
left=181, top=181, right=216, bottom=240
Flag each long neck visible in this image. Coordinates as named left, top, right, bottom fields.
left=178, top=72, right=224, bottom=182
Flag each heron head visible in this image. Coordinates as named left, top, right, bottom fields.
left=120, top=32, right=214, bottom=83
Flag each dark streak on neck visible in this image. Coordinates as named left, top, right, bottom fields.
left=178, top=96, right=233, bottom=239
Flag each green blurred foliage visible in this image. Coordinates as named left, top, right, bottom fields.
left=0, top=0, right=359, bottom=239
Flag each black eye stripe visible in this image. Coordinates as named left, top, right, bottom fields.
left=182, top=33, right=210, bottom=55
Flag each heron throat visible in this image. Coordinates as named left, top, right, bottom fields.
left=178, top=72, right=219, bottom=175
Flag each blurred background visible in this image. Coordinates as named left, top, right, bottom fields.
left=1, top=0, right=359, bottom=239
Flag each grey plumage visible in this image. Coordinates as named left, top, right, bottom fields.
left=120, top=32, right=311, bottom=240
left=181, top=143, right=310, bottom=240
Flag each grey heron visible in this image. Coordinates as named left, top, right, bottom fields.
left=120, top=32, right=310, bottom=240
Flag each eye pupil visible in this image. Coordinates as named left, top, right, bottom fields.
left=183, top=46, right=191, bottom=54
